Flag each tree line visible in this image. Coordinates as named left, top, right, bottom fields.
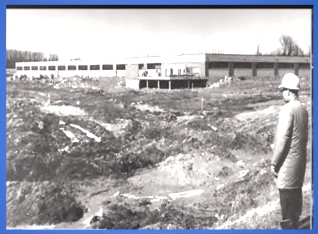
left=6, top=49, right=59, bottom=68
left=257, top=35, right=310, bottom=56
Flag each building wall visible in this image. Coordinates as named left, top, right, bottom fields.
left=14, top=54, right=310, bottom=80
left=126, top=64, right=139, bottom=78
left=298, top=69, right=311, bottom=79
left=208, top=69, right=229, bottom=79
left=125, top=78, right=140, bottom=89
left=116, top=70, right=127, bottom=77
left=233, top=68, right=252, bottom=77
left=185, top=62, right=206, bottom=77
left=278, top=68, right=295, bottom=77
left=161, top=63, right=186, bottom=77
left=160, top=62, right=206, bottom=77
left=256, top=69, right=275, bottom=77
left=139, top=69, right=161, bottom=77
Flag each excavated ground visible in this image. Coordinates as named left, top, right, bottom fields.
left=6, top=76, right=312, bottom=229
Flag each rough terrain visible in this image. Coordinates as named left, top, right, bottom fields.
left=6, top=74, right=312, bottom=229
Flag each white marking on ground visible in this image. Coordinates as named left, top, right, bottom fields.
left=90, top=118, right=132, bottom=138
left=7, top=225, right=55, bottom=230
left=59, top=128, right=79, bottom=142
left=40, top=105, right=86, bottom=116
left=134, top=103, right=165, bottom=113
left=112, top=189, right=204, bottom=203
left=168, top=189, right=204, bottom=200
left=119, top=193, right=168, bottom=202
left=70, top=124, right=101, bottom=142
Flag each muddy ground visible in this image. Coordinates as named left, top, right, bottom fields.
left=6, top=75, right=312, bottom=229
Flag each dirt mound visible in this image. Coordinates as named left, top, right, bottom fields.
left=217, top=105, right=280, bottom=154
left=88, top=198, right=217, bottom=229
left=53, top=76, right=102, bottom=93
left=6, top=98, right=122, bottom=181
left=86, top=159, right=273, bottom=229
left=6, top=181, right=85, bottom=227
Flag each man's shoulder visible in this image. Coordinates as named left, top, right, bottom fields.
left=285, top=100, right=308, bottom=114
left=281, top=102, right=292, bottom=112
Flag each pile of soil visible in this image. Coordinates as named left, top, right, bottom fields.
left=6, top=181, right=85, bottom=227
left=89, top=196, right=218, bottom=229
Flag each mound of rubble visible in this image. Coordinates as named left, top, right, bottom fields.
left=83, top=158, right=273, bottom=229
left=87, top=194, right=218, bottom=229
left=6, top=181, right=85, bottom=227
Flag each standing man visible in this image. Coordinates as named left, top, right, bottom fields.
left=271, top=73, right=309, bottom=229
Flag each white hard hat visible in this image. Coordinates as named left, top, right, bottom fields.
left=278, top=73, right=300, bottom=90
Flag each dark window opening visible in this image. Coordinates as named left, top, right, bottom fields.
left=40, top=66, right=47, bottom=70
left=208, top=62, right=228, bottom=69
left=48, top=66, right=56, bottom=71
left=24, top=66, right=30, bottom=70
left=78, top=65, right=88, bottom=70
left=257, top=63, right=273, bottom=69
left=58, top=65, right=66, bottom=70
left=68, top=65, right=76, bottom=70
left=278, top=63, right=294, bottom=69
left=102, top=64, right=113, bottom=70
left=90, top=65, right=100, bottom=70
left=116, top=64, right=126, bottom=70
left=298, top=63, right=310, bottom=69
left=17, top=66, right=23, bottom=70
left=31, top=66, right=38, bottom=70
left=147, top=63, right=161, bottom=69
left=234, top=62, right=252, bottom=69
left=139, top=64, right=144, bottom=69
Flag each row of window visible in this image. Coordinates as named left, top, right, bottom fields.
left=164, top=68, right=187, bottom=76
left=16, top=64, right=124, bottom=71
left=208, top=62, right=310, bottom=69
left=16, top=62, right=310, bottom=71
left=17, top=63, right=164, bottom=71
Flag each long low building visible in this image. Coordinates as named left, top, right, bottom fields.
left=14, top=53, right=311, bottom=89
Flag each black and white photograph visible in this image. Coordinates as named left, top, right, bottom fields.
left=6, top=7, right=313, bottom=229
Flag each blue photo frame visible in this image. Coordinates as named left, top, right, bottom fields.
left=1, top=0, right=316, bottom=234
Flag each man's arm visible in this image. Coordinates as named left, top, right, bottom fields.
left=271, top=106, right=293, bottom=173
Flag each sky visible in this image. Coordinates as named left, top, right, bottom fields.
left=6, top=8, right=312, bottom=61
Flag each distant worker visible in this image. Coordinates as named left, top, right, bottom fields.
left=271, top=73, right=309, bottom=229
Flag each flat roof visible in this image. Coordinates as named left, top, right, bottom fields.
left=15, top=53, right=311, bottom=66
left=205, top=54, right=311, bottom=63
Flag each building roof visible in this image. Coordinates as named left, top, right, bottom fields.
left=205, top=54, right=311, bottom=63
left=15, top=53, right=311, bottom=67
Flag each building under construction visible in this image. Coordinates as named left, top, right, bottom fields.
left=14, top=53, right=311, bottom=89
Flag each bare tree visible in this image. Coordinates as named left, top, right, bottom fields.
left=256, top=43, right=262, bottom=55
left=278, top=35, right=304, bottom=56
left=48, top=54, right=59, bottom=61
left=291, top=44, right=304, bottom=56
left=6, top=49, right=47, bottom=68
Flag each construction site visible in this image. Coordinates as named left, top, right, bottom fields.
left=6, top=53, right=312, bottom=229
left=14, top=53, right=310, bottom=89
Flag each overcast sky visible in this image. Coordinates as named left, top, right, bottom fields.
left=6, top=8, right=312, bottom=61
